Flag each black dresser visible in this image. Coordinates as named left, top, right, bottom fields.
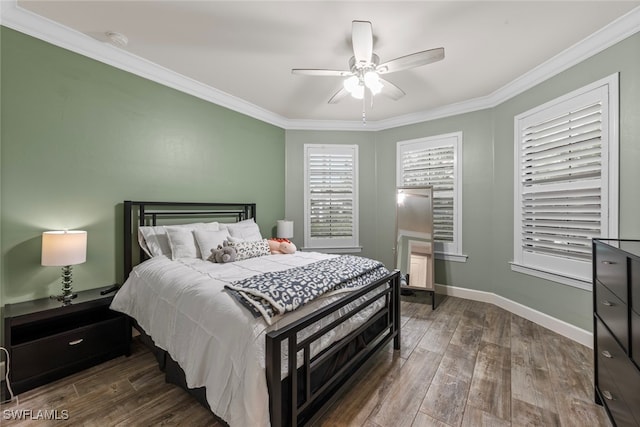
left=593, top=239, right=640, bottom=427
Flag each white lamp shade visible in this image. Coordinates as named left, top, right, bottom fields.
left=276, top=220, right=294, bottom=239
left=41, top=230, right=87, bottom=266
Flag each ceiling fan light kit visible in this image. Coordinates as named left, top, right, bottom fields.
left=292, top=20, right=445, bottom=123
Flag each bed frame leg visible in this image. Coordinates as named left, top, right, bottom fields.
left=266, top=335, right=282, bottom=427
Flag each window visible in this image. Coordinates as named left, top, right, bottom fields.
left=512, top=74, right=618, bottom=288
left=397, top=132, right=463, bottom=260
left=304, top=144, right=359, bottom=251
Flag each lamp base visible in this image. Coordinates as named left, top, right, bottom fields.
left=50, top=265, right=78, bottom=305
left=50, top=293, right=78, bottom=305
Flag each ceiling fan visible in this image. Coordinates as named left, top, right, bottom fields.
left=292, top=20, right=445, bottom=105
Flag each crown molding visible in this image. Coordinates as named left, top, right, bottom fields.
left=339, top=4, right=640, bottom=132
left=486, top=3, right=640, bottom=109
left=2, top=1, right=639, bottom=132
left=0, top=1, right=290, bottom=129
left=285, top=119, right=379, bottom=132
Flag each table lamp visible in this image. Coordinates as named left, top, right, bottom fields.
left=42, top=230, right=87, bottom=304
left=276, top=220, right=294, bottom=239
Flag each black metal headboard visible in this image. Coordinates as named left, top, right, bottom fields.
left=123, top=201, right=256, bottom=281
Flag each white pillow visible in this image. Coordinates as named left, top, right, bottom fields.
left=138, top=221, right=219, bottom=258
left=193, top=229, right=231, bottom=260
left=138, top=225, right=173, bottom=257
left=226, top=218, right=262, bottom=242
left=165, top=226, right=199, bottom=259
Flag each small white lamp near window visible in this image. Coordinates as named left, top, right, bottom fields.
left=41, top=230, right=87, bottom=304
left=276, top=220, right=294, bottom=240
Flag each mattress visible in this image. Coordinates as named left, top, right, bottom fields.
left=110, top=252, right=388, bottom=427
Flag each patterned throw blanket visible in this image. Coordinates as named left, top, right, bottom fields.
left=225, top=255, right=390, bottom=324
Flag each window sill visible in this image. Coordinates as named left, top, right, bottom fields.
left=510, top=262, right=591, bottom=291
left=301, top=246, right=362, bottom=254
left=435, top=253, right=468, bottom=263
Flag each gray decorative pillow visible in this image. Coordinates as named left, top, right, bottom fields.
left=226, top=239, right=271, bottom=261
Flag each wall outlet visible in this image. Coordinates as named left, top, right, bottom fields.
left=0, top=361, right=5, bottom=379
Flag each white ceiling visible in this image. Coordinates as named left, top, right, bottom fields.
left=9, top=1, right=640, bottom=125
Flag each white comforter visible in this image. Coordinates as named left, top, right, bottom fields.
left=110, top=252, right=386, bottom=427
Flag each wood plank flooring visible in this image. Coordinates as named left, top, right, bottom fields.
left=1, top=295, right=611, bottom=426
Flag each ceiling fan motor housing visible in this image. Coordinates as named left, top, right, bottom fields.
left=349, top=54, right=380, bottom=74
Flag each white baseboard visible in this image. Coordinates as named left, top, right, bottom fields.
left=435, top=284, right=593, bottom=349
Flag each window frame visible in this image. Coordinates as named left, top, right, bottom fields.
left=303, top=144, right=360, bottom=252
left=511, top=73, right=619, bottom=290
left=396, top=132, right=464, bottom=261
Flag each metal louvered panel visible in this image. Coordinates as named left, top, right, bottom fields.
left=519, top=100, right=603, bottom=262
left=307, top=149, right=355, bottom=240
left=433, top=195, right=454, bottom=242
left=401, top=145, right=455, bottom=244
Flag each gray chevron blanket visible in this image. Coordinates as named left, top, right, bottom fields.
left=225, top=255, right=390, bottom=324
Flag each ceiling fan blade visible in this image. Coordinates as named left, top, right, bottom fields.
left=352, top=20, right=373, bottom=66
left=377, top=47, right=445, bottom=74
left=379, top=78, right=406, bottom=100
left=328, top=87, right=350, bottom=104
left=292, top=69, right=352, bottom=77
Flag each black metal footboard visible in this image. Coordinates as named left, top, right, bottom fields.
left=266, top=270, right=401, bottom=427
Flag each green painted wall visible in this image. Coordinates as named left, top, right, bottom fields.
left=374, top=110, right=495, bottom=289
left=488, top=32, right=640, bottom=330
left=284, top=130, right=378, bottom=254
left=2, top=23, right=638, bottom=334
left=0, top=27, right=286, bottom=305
left=285, top=32, right=640, bottom=331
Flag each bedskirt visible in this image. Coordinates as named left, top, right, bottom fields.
left=137, top=313, right=390, bottom=427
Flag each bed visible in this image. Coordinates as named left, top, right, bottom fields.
left=112, top=201, right=401, bottom=427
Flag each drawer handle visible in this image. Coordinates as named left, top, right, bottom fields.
left=602, top=390, right=613, bottom=401
left=601, top=300, right=613, bottom=307
left=68, top=339, right=84, bottom=346
left=601, top=350, right=612, bottom=358
left=601, top=260, right=616, bottom=265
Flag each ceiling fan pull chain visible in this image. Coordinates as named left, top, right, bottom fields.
left=362, top=94, right=367, bottom=125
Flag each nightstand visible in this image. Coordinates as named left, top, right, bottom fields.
left=3, top=286, right=131, bottom=394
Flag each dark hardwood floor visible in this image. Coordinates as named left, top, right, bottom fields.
left=1, top=295, right=610, bottom=426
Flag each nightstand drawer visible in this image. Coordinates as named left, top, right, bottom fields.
left=596, top=280, right=629, bottom=352
left=12, top=316, right=127, bottom=381
left=596, top=244, right=628, bottom=303
left=596, top=319, right=640, bottom=427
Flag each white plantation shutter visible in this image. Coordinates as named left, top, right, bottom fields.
left=397, top=133, right=462, bottom=256
left=401, top=145, right=455, bottom=243
left=304, top=145, right=359, bottom=249
left=520, top=103, right=603, bottom=261
left=513, top=75, right=618, bottom=286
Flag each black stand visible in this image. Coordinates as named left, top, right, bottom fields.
left=400, top=288, right=442, bottom=310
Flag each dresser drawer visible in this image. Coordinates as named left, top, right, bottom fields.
left=12, top=316, right=127, bottom=381
left=596, top=319, right=640, bottom=427
left=596, top=244, right=628, bottom=303
left=633, top=310, right=640, bottom=369
left=632, top=259, right=639, bottom=315
left=596, top=280, right=629, bottom=352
